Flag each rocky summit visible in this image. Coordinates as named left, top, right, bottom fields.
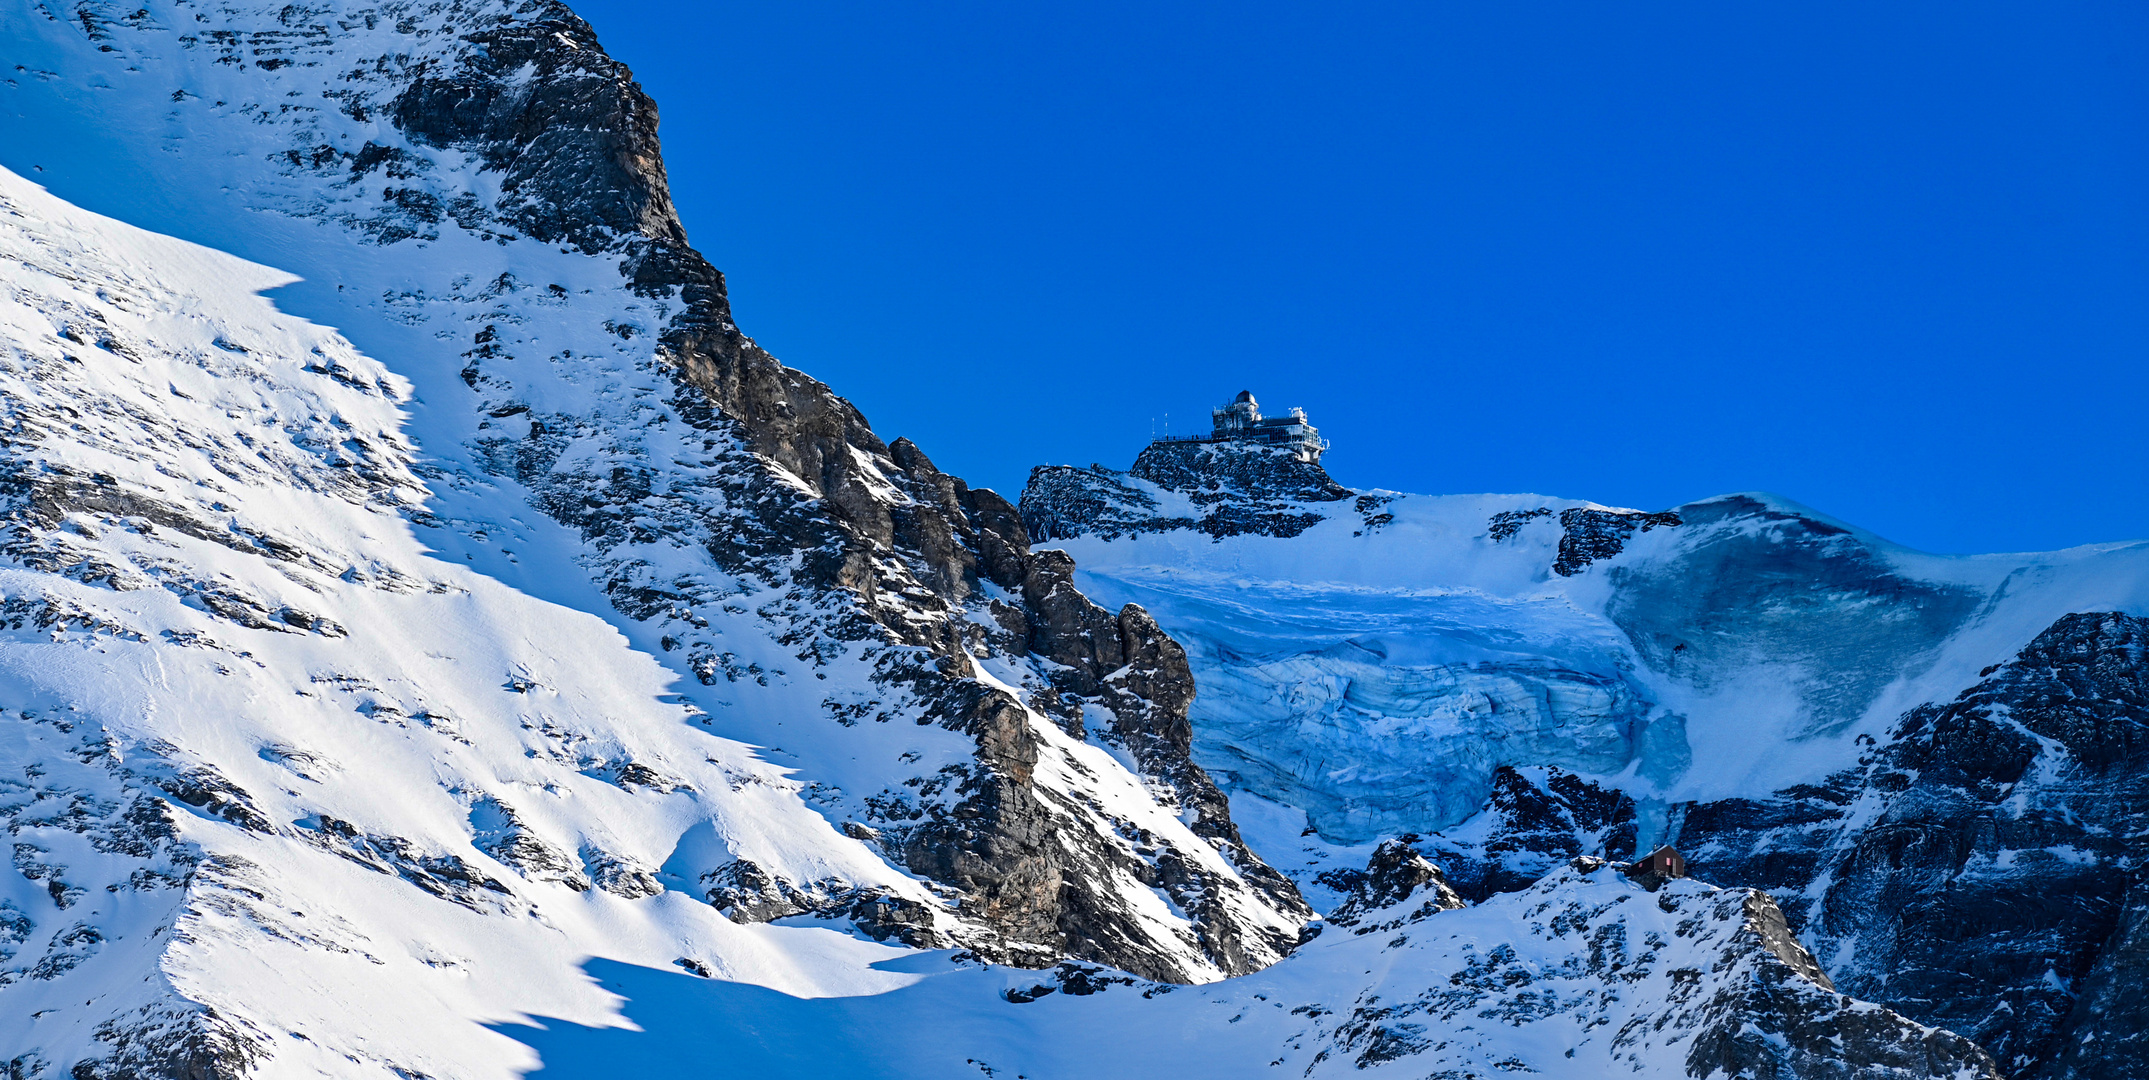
left=0, top=4, right=2134, bottom=1080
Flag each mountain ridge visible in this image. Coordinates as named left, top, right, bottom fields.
left=0, top=3, right=2121, bottom=1078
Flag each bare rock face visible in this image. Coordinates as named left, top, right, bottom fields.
left=1809, top=612, right=2149, bottom=1076
left=1130, top=440, right=1352, bottom=506
left=1322, top=836, right=1465, bottom=928
left=1683, top=894, right=2000, bottom=1080
left=48, top=1002, right=270, bottom=1080
left=1281, top=861, right=2000, bottom=1080
left=1013, top=549, right=1311, bottom=973
left=1548, top=506, right=1683, bottom=576
left=1424, top=766, right=1642, bottom=901
left=1487, top=505, right=1684, bottom=576
left=1023, top=440, right=1356, bottom=542
left=2038, top=878, right=2149, bottom=1080
left=1268, top=612, right=2148, bottom=1079
left=1448, top=613, right=2149, bottom=1078
left=1658, top=612, right=2149, bottom=1078
left=2, top=5, right=2094, bottom=1078
left=388, top=3, right=688, bottom=255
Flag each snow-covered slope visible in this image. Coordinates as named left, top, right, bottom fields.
left=0, top=153, right=981, bottom=1077
left=1021, top=443, right=2149, bottom=1077
left=0, top=0, right=1321, bottom=990
left=0, top=3, right=2043, bottom=1078
left=0, top=1, right=1307, bottom=1071
left=506, top=851, right=2000, bottom=1080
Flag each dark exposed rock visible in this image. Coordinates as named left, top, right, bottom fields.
left=1683, top=895, right=2000, bottom=1080
left=1426, top=766, right=1639, bottom=902
left=1298, top=861, right=1998, bottom=1080
left=1658, top=611, right=2149, bottom=1078
left=884, top=687, right=1064, bottom=960
left=389, top=4, right=687, bottom=256
left=1484, top=504, right=1682, bottom=575
left=1014, top=553, right=1312, bottom=974
left=1020, top=464, right=1177, bottom=543
left=700, top=858, right=823, bottom=924
left=699, top=858, right=947, bottom=949
left=1738, top=892, right=1833, bottom=992
left=137, top=755, right=275, bottom=836
left=299, top=816, right=517, bottom=914
left=1388, top=609, right=2149, bottom=1076
left=1806, top=612, right=2149, bottom=1076
left=1129, top=440, right=1352, bottom=505
left=0, top=5, right=2114, bottom=1075
left=470, top=798, right=590, bottom=892
left=581, top=848, right=663, bottom=900
left=1020, top=440, right=1351, bottom=543
left=1486, top=505, right=1552, bottom=541
left=63, top=1003, right=271, bottom=1080
left=1550, top=506, right=1681, bottom=576
left=1324, top=836, right=1464, bottom=929
left=2039, top=877, right=2149, bottom=1080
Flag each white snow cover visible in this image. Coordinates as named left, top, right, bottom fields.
left=0, top=158, right=959, bottom=1077
left=500, top=860, right=1992, bottom=1080
left=0, top=4, right=2024, bottom=1077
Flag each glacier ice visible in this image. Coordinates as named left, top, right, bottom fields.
left=1189, top=637, right=1649, bottom=840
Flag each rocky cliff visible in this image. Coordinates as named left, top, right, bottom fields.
left=0, top=1, right=1314, bottom=1073
left=1683, top=611, right=2149, bottom=1077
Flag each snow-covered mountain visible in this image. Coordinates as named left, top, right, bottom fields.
left=0, top=2, right=2101, bottom=1077
left=1023, top=434, right=2149, bottom=1079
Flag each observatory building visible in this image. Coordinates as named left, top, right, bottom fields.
left=1152, top=390, right=1330, bottom=464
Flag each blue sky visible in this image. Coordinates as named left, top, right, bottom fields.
left=568, top=1, right=2147, bottom=554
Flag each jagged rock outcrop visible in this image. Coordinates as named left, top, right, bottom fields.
left=1581, top=610, right=2149, bottom=1077
left=1286, top=861, right=2000, bottom=1080
left=1319, top=835, right=1464, bottom=928
left=1131, top=440, right=1350, bottom=504
left=1555, top=507, right=1683, bottom=575
left=1488, top=504, right=1685, bottom=576
left=1010, top=548, right=1310, bottom=972
left=1806, top=612, right=2149, bottom=1076
left=1020, top=463, right=1176, bottom=543
left=1679, top=889, right=1999, bottom=1080
left=3, top=4, right=2129, bottom=1078
left=1423, top=766, right=1641, bottom=902
left=176, top=0, right=1297, bottom=981
left=386, top=4, right=687, bottom=256
left=2039, top=878, right=2149, bottom=1080
left=1024, top=441, right=1362, bottom=542
left=1403, top=612, right=2149, bottom=1078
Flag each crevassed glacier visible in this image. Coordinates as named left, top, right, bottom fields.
left=1041, top=466, right=2149, bottom=846
left=1193, top=639, right=1646, bottom=839
left=1070, top=562, right=1677, bottom=841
